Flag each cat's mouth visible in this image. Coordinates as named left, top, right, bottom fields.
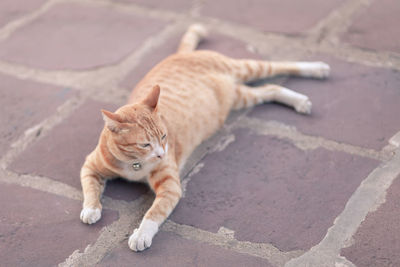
left=148, top=156, right=164, bottom=163
left=142, top=155, right=163, bottom=165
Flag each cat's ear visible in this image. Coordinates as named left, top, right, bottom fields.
left=142, top=85, right=160, bottom=110
left=101, top=109, right=125, bottom=133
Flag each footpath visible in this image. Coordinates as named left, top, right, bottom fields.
left=1, top=0, right=400, bottom=266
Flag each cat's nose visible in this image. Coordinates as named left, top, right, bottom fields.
left=155, top=146, right=165, bottom=159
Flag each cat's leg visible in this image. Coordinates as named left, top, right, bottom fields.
left=128, top=161, right=182, bottom=252
left=232, top=59, right=330, bottom=83
left=80, top=163, right=105, bottom=224
left=177, top=24, right=208, bottom=53
left=232, top=84, right=312, bottom=114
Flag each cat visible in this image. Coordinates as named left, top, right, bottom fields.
left=79, top=24, right=330, bottom=252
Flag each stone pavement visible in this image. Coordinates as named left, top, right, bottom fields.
left=1, top=0, right=400, bottom=266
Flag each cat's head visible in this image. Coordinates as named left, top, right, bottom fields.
left=101, top=85, right=168, bottom=163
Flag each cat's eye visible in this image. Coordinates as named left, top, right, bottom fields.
left=161, top=134, right=167, bottom=140
left=140, top=143, right=151, bottom=148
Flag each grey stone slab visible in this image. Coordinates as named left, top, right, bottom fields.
left=249, top=56, right=400, bottom=150
left=0, top=73, right=75, bottom=157
left=342, top=0, right=400, bottom=53
left=98, top=231, right=272, bottom=266
left=201, top=0, right=345, bottom=34
left=170, top=129, right=379, bottom=251
left=0, top=0, right=47, bottom=28
left=341, top=175, right=400, bottom=267
left=0, top=2, right=167, bottom=70
left=9, top=100, right=148, bottom=201
left=0, top=182, right=118, bottom=267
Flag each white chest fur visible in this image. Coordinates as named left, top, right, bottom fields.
left=119, top=161, right=159, bottom=181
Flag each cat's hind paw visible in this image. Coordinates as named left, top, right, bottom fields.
left=297, top=62, right=330, bottom=79
left=312, top=62, right=330, bottom=79
left=189, top=24, right=208, bottom=39
left=80, top=207, right=101, bottom=224
left=295, top=98, right=312, bottom=114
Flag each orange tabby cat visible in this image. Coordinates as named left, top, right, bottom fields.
left=80, top=24, right=330, bottom=251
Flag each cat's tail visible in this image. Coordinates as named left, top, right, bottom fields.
left=177, top=24, right=208, bottom=53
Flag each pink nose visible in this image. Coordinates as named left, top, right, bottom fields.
left=155, top=147, right=165, bottom=159
left=156, top=150, right=165, bottom=159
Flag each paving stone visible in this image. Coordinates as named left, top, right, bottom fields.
left=341, top=175, right=400, bottom=267
left=0, top=73, right=75, bottom=157
left=342, top=0, right=400, bottom=53
left=201, top=0, right=345, bottom=34
left=120, top=32, right=258, bottom=90
left=0, top=2, right=167, bottom=70
left=119, top=32, right=179, bottom=90
left=104, top=178, right=149, bottom=201
left=0, top=182, right=118, bottom=267
left=114, top=0, right=193, bottom=11
left=249, top=56, right=400, bottom=150
left=9, top=100, right=149, bottom=201
left=98, top=231, right=272, bottom=267
left=170, top=129, right=379, bottom=251
left=0, top=0, right=47, bottom=28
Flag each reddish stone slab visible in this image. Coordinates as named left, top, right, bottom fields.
left=120, top=32, right=258, bottom=90
left=0, top=182, right=118, bottom=267
left=201, top=0, right=345, bottom=34
left=170, top=129, right=378, bottom=251
left=9, top=100, right=148, bottom=201
left=99, top=231, right=272, bottom=266
left=114, top=0, right=193, bottom=11
left=0, top=2, right=166, bottom=70
left=0, top=0, right=47, bottom=28
left=249, top=56, right=400, bottom=150
left=0, top=73, right=75, bottom=157
left=341, top=175, right=400, bottom=267
left=342, top=0, right=400, bottom=53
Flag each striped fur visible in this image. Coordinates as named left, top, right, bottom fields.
left=80, top=24, right=330, bottom=251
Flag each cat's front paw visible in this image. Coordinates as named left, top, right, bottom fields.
left=128, top=228, right=153, bottom=252
left=128, top=219, right=158, bottom=252
left=80, top=207, right=101, bottom=224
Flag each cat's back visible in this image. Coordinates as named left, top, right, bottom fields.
left=160, top=50, right=230, bottom=72
left=158, top=50, right=230, bottom=72
left=128, top=50, right=233, bottom=103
